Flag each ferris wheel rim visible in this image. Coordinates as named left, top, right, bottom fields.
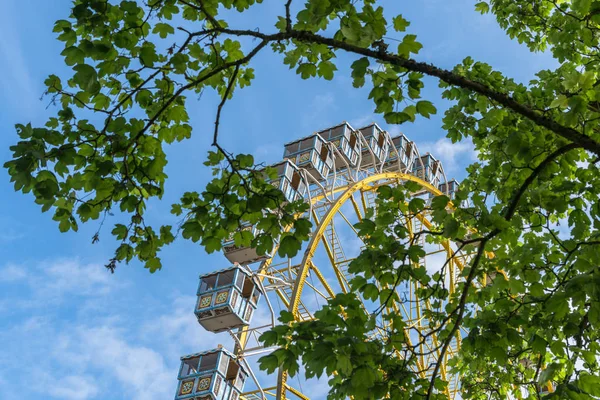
left=264, top=171, right=463, bottom=400
left=289, top=171, right=443, bottom=316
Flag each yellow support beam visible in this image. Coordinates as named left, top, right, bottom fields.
left=308, top=260, right=337, bottom=299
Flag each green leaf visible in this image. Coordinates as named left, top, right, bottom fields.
left=279, top=310, right=295, bottom=323
left=336, top=354, right=353, bottom=375
left=258, top=354, right=280, bottom=374
left=259, top=330, right=278, bottom=346
left=112, top=224, right=128, bottom=240
left=416, top=100, right=437, bottom=118
left=145, top=257, right=162, bottom=273
left=578, top=374, right=600, bottom=394
left=351, top=57, right=370, bottom=88
left=443, top=218, right=459, bottom=238
left=297, top=63, right=317, bottom=79
left=136, top=90, right=153, bottom=107
left=318, top=60, right=337, bottom=81
left=278, top=235, right=302, bottom=258
left=152, top=22, right=174, bottom=39
left=202, top=236, right=221, bottom=253
left=140, top=43, right=158, bottom=67
left=58, top=219, right=71, bottom=233
left=61, top=46, right=85, bottom=66
left=474, top=2, right=490, bottom=13
left=72, top=64, right=100, bottom=95
left=340, top=18, right=361, bottom=42
left=352, top=366, right=377, bottom=388
left=384, top=111, right=411, bottom=124
left=431, top=195, right=450, bottom=210
left=531, top=335, right=548, bottom=354
left=377, top=185, right=393, bottom=199
left=408, top=198, right=425, bottom=213
left=237, top=154, right=254, bottom=168
left=392, top=15, right=410, bottom=32
left=538, top=362, right=560, bottom=385
left=397, top=34, right=422, bottom=57
left=550, top=95, right=568, bottom=109
left=572, top=0, right=592, bottom=14
left=362, top=283, right=379, bottom=301
left=355, top=219, right=376, bottom=235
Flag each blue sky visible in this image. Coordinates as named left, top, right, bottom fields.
left=0, top=1, right=555, bottom=399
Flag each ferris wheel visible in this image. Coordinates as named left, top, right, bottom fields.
left=173, top=121, right=472, bottom=400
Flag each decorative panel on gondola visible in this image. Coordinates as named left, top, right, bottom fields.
left=283, top=134, right=334, bottom=180
left=385, top=134, right=417, bottom=171
left=266, top=160, right=307, bottom=203
left=176, top=348, right=249, bottom=400
left=358, top=123, right=390, bottom=166
left=195, top=266, right=262, bottom=333
left=413, top=153, right=443, bottom=187
left=318, top=122, right=359, bottom=168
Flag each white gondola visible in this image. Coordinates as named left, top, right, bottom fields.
left=318, top=122, right=360, bottom=168
left=413, top=153, right=443, bottom=187
left=385, top=133, right=419, bottom=172
left=221, top=223, right=265, bottom=265
left=283, top=134, right=334, bottom=180
left=175, top=347, right=249, bottom=400
left=358, top=123, right=390, bottom=166
left=266, top=160, right=308, bottom=203
left=439, top=179, right=460, bottom=199
left=195, top=266, right=262, bottom=333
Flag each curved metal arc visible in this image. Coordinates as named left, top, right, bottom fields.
left=278, top=173, right=470, bottom=398
left=289, top=172, right=442, bottom=316
left=248, top=173, right=464, bottom=399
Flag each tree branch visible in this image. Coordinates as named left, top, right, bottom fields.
left=426, top=240, right=488, bottom=399
left=194, top=0, right=222, bottom=29
left=131, top=39, right=268, bottom=146
left=503, top=143, right=582, bottom=220
left=199, top=27, right=600, bottom=156
left=285, top=0, right=293, bottom=31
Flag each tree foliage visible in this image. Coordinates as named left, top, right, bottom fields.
left=5, top=0, right=600, bottom=398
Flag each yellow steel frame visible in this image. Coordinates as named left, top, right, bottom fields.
left=241, top=172, right=472, bottom=400
left=289, top=172, right=441, bottom=318
left=280, top=173, right=465, bottom=399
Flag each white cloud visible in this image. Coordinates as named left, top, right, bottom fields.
left=0, top=259, right=122, bottom=303
left=84, top=326, right=174, bottom=400
left=41, top=259, right=120, bottom=296
left=0, top=256, right=333, bottom=400
left=0, top=257, right=182, bottom=400
left=140, top=294, right=225, bottom=356
left=0, top=264, right=27, bottom=282
left=44, top=374, right=99, bottom=400
left=387, top=125, right=404, bottom=136
left=0, top=229, right=25, bottom=243
left=50, top=325, right=175, bottom=400
left=417, top=137, right=478, bottom=174
left=349, top=114, right=375, bottom=129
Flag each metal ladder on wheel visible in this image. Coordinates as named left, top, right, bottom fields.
left=313, top=203, right=352, bottom=292
left=267, top=265, right=313, bottom=321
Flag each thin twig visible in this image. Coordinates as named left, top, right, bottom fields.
left=213, top=64, right=240, bottom=145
